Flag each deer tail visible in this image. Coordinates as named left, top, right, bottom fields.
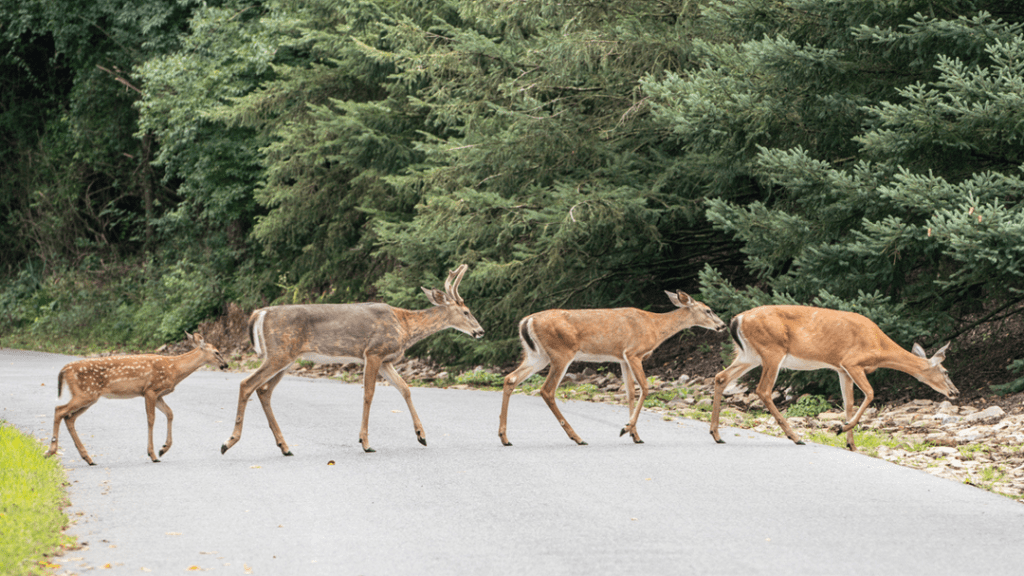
left=249, top=309, right=268, bottom=358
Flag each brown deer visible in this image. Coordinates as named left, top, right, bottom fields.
left=710, top=305, right=959, bottom=451
left=499, top=291, right=726, bottom=446
left=44, top=332, right=228, bottom=464
left=220, top=264, right=484, bottom=456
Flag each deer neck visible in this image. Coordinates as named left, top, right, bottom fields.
left=651, top=308, right=695, bottom=345
left=876, top=345, right=931, bottom=378
left=398, top=306, right=452, bottom=348
left=170, top=347, right=209, bottom=376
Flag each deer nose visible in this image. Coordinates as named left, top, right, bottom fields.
left=474, top=329, right=485, bottom=339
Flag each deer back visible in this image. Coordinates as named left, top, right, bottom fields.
left=253, top=304, right=409, bottom=363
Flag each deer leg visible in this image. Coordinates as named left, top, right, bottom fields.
left=222, top=358, right=292, bottom=455
left=837, top=371, right=857, bottom=451
left=45, top=400, right=74, bottom=458
left=156, top=397, right=174, bottom=457
left=621, top=361, right=636, bottom=423
left=47, top=396, right=96, bottom=465
left=499, top=353, right=548, bottom=446
left=145, top=392, right=161, bottom=462
left=538, top=358, right=586, bottom=445
left=619, top=355, right=648, bottom=444
left=380, top=363, right=427, bottom=447
left=255, top=371, right=292, bottom=455
left=63, top=403, right=96, bottom=465
left=754, top=356, right=803, bottom=445
left=709, top=358, right=758, bottom=444
left=839, top=366, right=875, bottom=437
left=359, top=356, right=382, bottom=453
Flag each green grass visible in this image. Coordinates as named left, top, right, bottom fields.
left=0, top=422, right=72, bottom=575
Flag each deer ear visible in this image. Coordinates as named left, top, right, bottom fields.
left=421, top=287, right=449, bottom=306
left=665, top=290, right=693, bottom=308
left=184, top=331, right=194, bottom=344
left=911, top=343, right=927, bottom=358
left=932, top=342, right=951, bottom=362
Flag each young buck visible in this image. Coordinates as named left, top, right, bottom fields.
left=499, top=291, right=726, bottom=446
left=709, top=305, right=959, bottom=451
left=44, top=332, right=228, bottom=465
left=221, top=264, right=484, bottom=456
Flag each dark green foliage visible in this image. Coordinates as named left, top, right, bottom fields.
left=1, top=0, right=1022, bottom=384
left=786, top=395, right=833, bottom=418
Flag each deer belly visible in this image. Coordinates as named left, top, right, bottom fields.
left=299, top=352, right=364, bottom=365
left=101, top=391, right=141, bottom=400
left=573, top=352, right=626, bottom=364
left=779, top=355, right=836, bottom=372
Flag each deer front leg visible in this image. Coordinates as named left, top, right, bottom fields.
left=255, top=372, right=292, bottom=455
left=538, top=358, right=587, bottom=445
left=837, top=372, right=857, bottom=451
left=838, top=366, right=875, bottom=440
left=156, top=397, right=174, bottom=457
left=380, top=363, right=426, bottom=447
left=145, top=392, right=161, bottom=462
left=619, top=356, right=647, bottom=444
left=359, top=356, right=382, bottom=453
left=621, top=361, right=636, bottom=422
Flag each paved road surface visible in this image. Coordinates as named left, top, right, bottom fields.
left=3, top=347, right=1024, bottom=575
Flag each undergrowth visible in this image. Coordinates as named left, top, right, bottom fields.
left=0, top=422, right=72, bottom=576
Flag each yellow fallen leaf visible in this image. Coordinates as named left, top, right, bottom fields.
left=250, top=465, right=261, bottom=469
left=188, top=566, right=200, bottom=571
left=165, top=532, right=182, bottom=536
left=102, top=563, right=112, bottom=569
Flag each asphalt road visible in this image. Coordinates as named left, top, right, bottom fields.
left=4, top=347, right=1024, bottom=575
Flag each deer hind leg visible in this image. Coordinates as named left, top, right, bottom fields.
left=359, top=356, right=383, bottom=453
left=754, top=356, right=803, bottom=445
left=255, top=371, right=292, bottom=455
left=837, top=371, right=857, bottom=451
left=499, top=352, right=549, bottom=446
left=222, top=358, right=293, bottom=455
left=619, top=356, right=648, bottom=444
left=47, top=395, right=97, bottom=465
left=538, top=357, right=586, bottom=445
left=380, top=362, right=427, bottom=447
left=709, top=357, right=759, bottom=444
left=156, top=397, right=174, bottom=457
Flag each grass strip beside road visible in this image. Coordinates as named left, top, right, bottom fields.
left=0, top=421, right=71, bottom=576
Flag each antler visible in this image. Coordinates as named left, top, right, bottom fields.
left=444, top=264, right=468, bottom=305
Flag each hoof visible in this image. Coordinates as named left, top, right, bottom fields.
left=501, top=440, right=512, bottom=447
left=220, top=444, right=228, bottom=455
left=634, top=439, right=644, bottom=444
left=363, top=447, right=376, bottom=453
left=579, top=440, right=588, bottom=446
left=87, top=461, right=96, bottom=466
left=159, top=448, right=168, bottom=457
left=715, top=438, right=726, bottom=444
left=619, top=427, right=628, bottom=437
left=283, top=451, right=294, bottom=456
left=418, top=437, right=427, bottom=447
left=796, top=440, right=806, bottom=445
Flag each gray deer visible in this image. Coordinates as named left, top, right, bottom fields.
left=220, top=264, right=484, bottom=455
